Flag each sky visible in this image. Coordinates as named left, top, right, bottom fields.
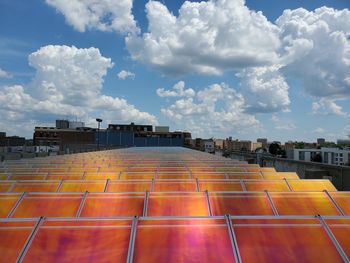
left=0, top=0, right=349, bottom=142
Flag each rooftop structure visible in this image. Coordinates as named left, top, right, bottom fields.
left=0, top=147, right=349, bottom=261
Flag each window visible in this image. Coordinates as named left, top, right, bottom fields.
left=298, top=151, right=305, bottom=161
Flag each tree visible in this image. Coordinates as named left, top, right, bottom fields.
left=269, top=143, right=281, bottom=155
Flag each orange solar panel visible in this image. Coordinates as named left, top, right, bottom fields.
left=156, top=173, right=191, bottom=179
left=133, top=218, right=236, bottom=263
left=232, top=218, right=344, bottom=263
left=84, top=174, right=119, bottom=180
left=8, top=174, right=47, bottom=180
left=46, top=174, right=84, bottom=180
left=12, top=181, right=60, bottom=193
left=0, top=182, right=13, bottom=192
left=270, top=192, right=340, bottom=216
left=199, top=180, right=243, bottom=191
left=120, top=173, right=154, bottom=180
left=288, top=179, right=337, bottom=191
left=328, top=192, right=350, bottom=215
left=0, top=175, right=7, bottom=180
left=153, top=180, right=197, bottom=192
left=210, top=192, right=275, bottom=216
left=106, top=180, right=152, bottom=192
left=325, top=218, right=350, bottom=259
left=22, top=219, right=132, bottom=262
left=80, top=193, right=144, bottom=217
left=147, top=192, right=209, bottom=216
left=262, top=172, right=299, bottom=179
left=59, top=180, right=106, bottom=192
left=226, top=172, right=263, bottom=180
left=0, top=220, right=37, bottom=263
left=0, top=194, right=20, bottom=217
left=11, top=193, right=83, bottom=218
left=192, top=173, right=227, bottom=179
left=244, top=180, right=290, bottom=191
left=245, top=167, right=276, bottom=172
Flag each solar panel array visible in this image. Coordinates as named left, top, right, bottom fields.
left=0, top=147, right=349, bottom=262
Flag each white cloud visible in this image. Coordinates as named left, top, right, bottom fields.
left=312, top=98, right=348, bottom=117
left=156, top=81, right=195, bottom=97
left=117, top=70, right=135, bottom=80
left=45, top=0, right=139, bottom=34
left=0, top=68, right=12, bottom=78
left=126, top=2, right=350, bottom=116
left=126, top=0, right=280, bottom=75
left=160, top=82, right=259, bottom=137
left=0, top=45, right=157, bottom=137
left=277, top=7, right=350, bottom=109
left=238, top=65, right=290, bottom=113
left=271, top=115, right=296, bottom=130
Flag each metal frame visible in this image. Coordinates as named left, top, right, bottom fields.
left=205, top=190, right=213, bottom=216
left=324, top=190, right=345, bottom=216
left=76, top=191, right=88, bottom=217
left=127, top=216, right=138, bottom=263
left=6, top=192, right=26, bottom=218
left=16, top=217, right=44, bottom=263
left=195, top=178, right=200, bottom=192
left=151, top=178, right=155, bottom=192
left=318, top=215, right=350, bottom=263
left=225, top=215, right=242, bottom=263
left=264, top=190, right=279, bottom=216
left=7, top=181, right=16, bottom=193
left=284, top=178, right=293, bottom=191
left=239, top=179, right=247, bottom=191
left=56, top=180, right=64, bottom=192
left=104, top=179, right=110, bottom=193
left=143, top=191, right=149, bottom=217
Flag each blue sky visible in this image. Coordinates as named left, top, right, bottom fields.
left=0, top=0, right=349, bottom=142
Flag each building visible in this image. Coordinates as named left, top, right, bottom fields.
left=0, top=135, right=26, bottom=147
left=99, top=125, right=190, bottom=148
left=257, top=138, right=268, bottom=149
left=284, top=141, right=295, bottom=151
left=33, top=127, right=96, bottom=151
left=224, top=138, right=262, bottom=152
left=214, top=139, right=224, bottom=150
left=294, top=147, right=350, bottom=166
left=34, top=122, right=191, bottom=150
left=155, top=126, right=169, bottom=133
left=337, top=139, right=350, bottom=146
left=201, top=139, right=215, bottom=153
left=108, top=123, right=152, bottom=132
left=317, top=138, right=326, bottom=145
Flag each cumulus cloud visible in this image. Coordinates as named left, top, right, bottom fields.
left=160, top=82, right=259, bottom=137
left=238, top=65, right=290, bottom=113
left=45, top=0, right=139, bottom=34
left=156, top=81, right=195, bottom=97
left=125, top=2, right=350, bottom=116
left=126, top=0, right=280, bottom=75
left=277, top=7, right=350, bottom=110
left=0, top=68, right=12, bottom=78
left=117, top=70, right=135, bottom=80
left=312, top=99, right=349, bottom=117
left=0, top=45, right=157, bottom=136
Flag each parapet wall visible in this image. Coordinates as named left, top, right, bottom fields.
left=229, top=151, right=350, bottom=191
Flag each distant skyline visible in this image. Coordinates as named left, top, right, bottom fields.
left=0, top=0, right=349, bottom=141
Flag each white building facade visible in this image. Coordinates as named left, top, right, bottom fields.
left=294, top=147, right=350, bottom=166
